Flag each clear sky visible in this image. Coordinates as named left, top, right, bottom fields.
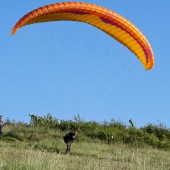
left=0, top=1, right=170, bottom=128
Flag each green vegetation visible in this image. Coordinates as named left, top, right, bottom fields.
left=0, top=113, right=170, bottom=169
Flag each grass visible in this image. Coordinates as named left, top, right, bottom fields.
left=0, top=123, right=170, bottom=169
left=1, top=144, right=170, bottom=169
left=1, top=139, right=170, bottom=169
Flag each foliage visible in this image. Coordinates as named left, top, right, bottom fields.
left=1, top=114, right=170, bottom=150
left=141, top=122, right=170, bottom=141
left=29, top=113, right=59, bottom=129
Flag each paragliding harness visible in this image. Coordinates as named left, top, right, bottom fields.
left=63, top=132, right=77, bottom=154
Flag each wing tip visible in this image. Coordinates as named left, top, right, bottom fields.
left=11, top=29, right=16, bottom=36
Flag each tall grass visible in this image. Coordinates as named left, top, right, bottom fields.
left=0, top=142, right=170, bottom=170
left=0, top=122, right=170, bottom=170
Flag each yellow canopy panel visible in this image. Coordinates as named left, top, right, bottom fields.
left=11, top=2, right=154, bottom=70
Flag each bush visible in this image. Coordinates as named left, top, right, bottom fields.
left=141, top=123, right=170, bottom=141
left=2, top=114, right=170, bottom=150
left=29, top=113, right=58, bottom=129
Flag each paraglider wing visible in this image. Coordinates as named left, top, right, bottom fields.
left=11, top=2, right=154, bottom=70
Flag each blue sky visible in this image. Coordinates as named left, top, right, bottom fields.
left=0, top=1, right=170, bottom=128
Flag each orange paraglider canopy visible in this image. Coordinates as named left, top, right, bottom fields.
left=11, top=2, right=154, bottom=70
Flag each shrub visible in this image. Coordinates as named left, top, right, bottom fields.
left=141, top=123, right=170, bottom=141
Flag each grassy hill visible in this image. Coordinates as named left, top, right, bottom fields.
left=0, top=114, right=170, bottom=169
